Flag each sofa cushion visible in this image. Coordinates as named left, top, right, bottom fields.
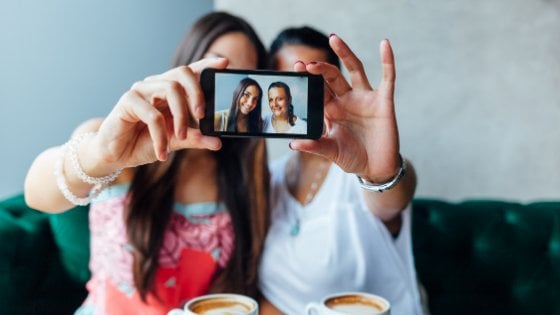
left=0, top=194, right=53, bottom=310
left=412, top=199, right=560, bottom=315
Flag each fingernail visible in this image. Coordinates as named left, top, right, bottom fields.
left=288, top=142, right=293, bottom=150
left=329, top=33, right=336, bottom=38
left=295, top=60, right=305, bottom=65
left=196, top=107, right=205, bottom=119
left=309, top=61, right=317, bottom=65
left=160, top=150, right=168, bottom=161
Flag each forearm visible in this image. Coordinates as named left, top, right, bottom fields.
left=25, top=146, right=90, bottom=212
left=361, top=160, right=417, bottom=222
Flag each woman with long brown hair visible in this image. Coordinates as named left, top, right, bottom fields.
left=214, top=77, right=264, bottom=133
left=24, top=12, right=269, bottom=314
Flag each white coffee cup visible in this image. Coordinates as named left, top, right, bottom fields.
left=305, top=292, right=390, bottom=315
left=167, top=293, right=258, bottom=315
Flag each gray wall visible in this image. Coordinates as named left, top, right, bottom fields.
left=216, top=0, right=560, bottom=202
left=0, top=0, right=213, bottom=199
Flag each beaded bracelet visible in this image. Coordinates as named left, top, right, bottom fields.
left=54, top=143, right=103, bottom=206
left=54, top=132, right=122, bottom=206
left=356, top=154, right=407, bottom=193
left=67, top=132, right=122, bottom=185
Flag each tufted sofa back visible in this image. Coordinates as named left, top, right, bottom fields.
left=2, top=195, right=560, bottom=314
left=412, top=199, right=560, bottom=315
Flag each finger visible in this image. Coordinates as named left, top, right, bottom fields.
left=289, top=137, right=338, bottom=162
left=293, top=60, right=306, bottom=72
left=165, top=66, right=205, bottom=122
left=147, top=57, right=228, bottom=81
left=306, top=62, right=351, bottom=97
left=155, top=58, right=229, bottom=120
left=377, top=39, right=396, bottom=100
left=188, top=56, right=229, bottom=73
left=170, top=128, right=223, bottom=152
left=329, top=34, right=372, bottom=91
left=120, top=91, right=169, bottom=161
left=294, top=60, right=335, bottom=105
left=131, top=80, right=188, bottom=140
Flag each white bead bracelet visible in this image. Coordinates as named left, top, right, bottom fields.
left=67, top=132, right=122, bottom=186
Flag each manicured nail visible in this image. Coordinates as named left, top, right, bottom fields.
left=160, top=149, right=168, bottom=161
left=196, top=107, right=205, bottom=119
left=288, top=142, right=294, bottom=150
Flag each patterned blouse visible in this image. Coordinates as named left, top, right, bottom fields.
left=75, top=184, right=234, bottom=315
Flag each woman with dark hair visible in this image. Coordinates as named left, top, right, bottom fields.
left=258, top=27, right=423, bottom=314
left=214, top=77, right=263, bottom=132
left=264, top=81, right=307, bottom=134
left=24, top=12, right=270, bottom=314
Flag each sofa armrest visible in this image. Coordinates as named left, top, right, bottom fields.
left=0, top=194, right=89, bottom=314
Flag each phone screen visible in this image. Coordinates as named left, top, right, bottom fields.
left=200, top=68, right=324, bottom=139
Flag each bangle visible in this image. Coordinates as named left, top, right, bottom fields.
left=54, top=143, right=103, bottom=206
left=67, top=132, right=122, bottom=185
left=357, top=154, right=407, bottom=193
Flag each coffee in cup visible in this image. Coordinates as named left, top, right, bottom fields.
left=182, top=293, right=258, bottom=315
left=306, top=292, right=390, bottom=315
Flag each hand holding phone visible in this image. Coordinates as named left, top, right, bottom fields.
left=199, top=68, right=324, bottom=139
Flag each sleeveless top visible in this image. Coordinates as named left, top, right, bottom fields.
left=259, top=154, right=424, bottom=314
left=75, top=184, right=234, bottom=315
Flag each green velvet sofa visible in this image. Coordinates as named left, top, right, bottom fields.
left=1, top=194, right=559, bottom=315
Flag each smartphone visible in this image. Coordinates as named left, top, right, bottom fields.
left=200, top=68, right=324, bottom=139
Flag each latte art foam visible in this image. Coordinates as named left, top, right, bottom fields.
left=326, top=295, right=386, bottom=314
left=190, top=298, right=253, bottom=315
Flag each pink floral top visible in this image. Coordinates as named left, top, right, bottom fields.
left=75, top=184, right=234, bottom=315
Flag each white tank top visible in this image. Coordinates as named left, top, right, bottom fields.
left=259, top=154, right=424, bottom=314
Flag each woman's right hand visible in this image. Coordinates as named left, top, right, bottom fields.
left=89, top=58, right=227, bottom=172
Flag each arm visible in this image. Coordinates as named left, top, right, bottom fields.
left=290, top=36, right=415, bottom=229
left=24, top=58, right=227, bottom=213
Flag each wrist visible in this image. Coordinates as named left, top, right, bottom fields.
left=77, top=133, right=123, bottom=179
left=357, top=154, right=406, bottom=193
left=55, top=132, right=123, bottom=206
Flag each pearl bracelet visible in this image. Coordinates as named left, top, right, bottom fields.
left=67, top=132, right=122, bottom=185
left=356, top=154, right=407, bottom=193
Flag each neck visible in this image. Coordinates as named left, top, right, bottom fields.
left=272, top=114, right=290, bottom=131
left=286, top=153, right=332, bottom=205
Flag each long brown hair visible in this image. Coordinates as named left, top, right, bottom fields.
left=227, top=77, right=263, bottom=132
left=127, top=12, right=269, bottom=301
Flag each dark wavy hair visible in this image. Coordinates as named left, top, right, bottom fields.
left=127, top=12, right=269, bottom=302
left=269, top=26, right=340, bottom=69
left=268, top=81, right=296, bottom=126
left=226, top=77, right=263, bottom=132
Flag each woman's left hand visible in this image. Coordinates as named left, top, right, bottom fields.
left=290, top=35, right=401, bottom=182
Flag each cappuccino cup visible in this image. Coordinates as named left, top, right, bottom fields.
left=168, top=293, right=258, bottom=315
left=306, top=292, right=390, bottom=315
